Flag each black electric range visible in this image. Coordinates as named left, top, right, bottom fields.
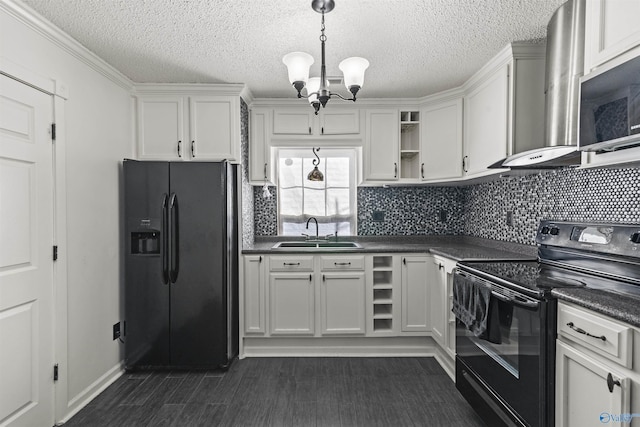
left=454, top=221, right=640, bottom=427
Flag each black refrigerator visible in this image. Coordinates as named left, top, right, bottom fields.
left=123, top=160, right=238, bottom=370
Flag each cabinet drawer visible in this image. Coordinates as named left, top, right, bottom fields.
left=558, top=303, right=633, bottom=368
left=269, top=255, right=314, bottom=272
left=320, top=255, right=365, bottom=271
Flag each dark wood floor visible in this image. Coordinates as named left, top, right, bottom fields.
left=64, top=357, right=486, bottom=427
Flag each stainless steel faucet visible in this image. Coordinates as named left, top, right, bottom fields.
left=305, top=217, right=319, bottom=240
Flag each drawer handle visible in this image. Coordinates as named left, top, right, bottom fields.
left=566, top=322, right=607, bottom=342
left=283, top=262, right=300, bottom=266
left=607, top=373, right=621, bottom=393
left=334, top=262, right=351, bottom=266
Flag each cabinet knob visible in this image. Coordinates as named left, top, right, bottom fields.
left=606, top=373, right=621, bottom=393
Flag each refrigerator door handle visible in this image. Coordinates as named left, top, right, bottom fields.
left=161, top=193, right=170, bottom=284
left=169, top=193, right=180, bottom=283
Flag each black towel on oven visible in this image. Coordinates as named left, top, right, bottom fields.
left=452, top=273, right=491, bottom=338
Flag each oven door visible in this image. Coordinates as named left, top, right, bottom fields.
left=454, top=270, right=550, bottom=427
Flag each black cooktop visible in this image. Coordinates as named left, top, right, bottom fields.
left=457, top=260, right=589, bottom=298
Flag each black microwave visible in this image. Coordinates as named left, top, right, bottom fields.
left=579, top=54, right=640, bottom=152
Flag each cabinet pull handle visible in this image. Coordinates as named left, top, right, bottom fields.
left=322, top=274, right=325, bottom=281
left=309, top=274, right=312, bottom=281
left=403, top=258, right=406, bottom=265
left=258, top=256, right=262, bottom=263
left=263, top=163, right=268, bottom=180
left=177, top=140, right=182, bottom=158
left=421, top=163, right=425, bottom=179
left=438, top=263, right=444, bottom=270
left=566, top=322, right=607, bottom=341
left=394, top=162, right=398, bottom=178
left=308, top=126, right=312, bottom=135
left=283, top=262, right=300, bottom=266
left=191, top=140, right=195, bottom=158
left=321, top=126, right=324, bottom=135
left=334, top=262, right=351, bottom=266
left=606, top=373, right=621, bottom=393
left=462, top=155, right=468, bottom=173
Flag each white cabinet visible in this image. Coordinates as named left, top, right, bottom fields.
left=400, top=255, right=431, bottom=332
left=319, top=255, right=366, bottom=335
left=367, top=255, right=399, bottom=335
left=272, top=107, right=360, bottom=136
left=462, top=44, right=545, bottom=178
left=428, top=255, right=457, bottom=358
left=320, top=272, right=366, bottom=335
left=584, top=0, right=640, bottom=74
left=135, top=86, right=241, bottom=162
left=249, top=107, right=272, bottom=184
left=365, top=109, right=400, bottom=181
left=555, top=302, right=639, bottom=427
left=269, top=272, right=315, bottom=335
left=243, top=255, right=266, bottom=334
left=420, top=97, right=463, bottom=181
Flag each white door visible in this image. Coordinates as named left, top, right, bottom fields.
left=0, top=74, right=55, bottom=427
left=320, top=272, right=366, bottom=335
left=401, top=255, right=430, bottom=332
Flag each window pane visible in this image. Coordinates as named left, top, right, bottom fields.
left=303, top=188, right=326, bottom=216
left=326, top=189, right=351, bottom=216
left=279, top=188, right=302, bottom=216
left=325, top=157, right=350, bottom=187
left=279, top=157, right=303, bottom=188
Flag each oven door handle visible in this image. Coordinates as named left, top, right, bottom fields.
left=491, top=290, right=539, bottom=309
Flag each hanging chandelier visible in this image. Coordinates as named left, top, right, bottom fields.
left=282, top=0, right=369, bottom=115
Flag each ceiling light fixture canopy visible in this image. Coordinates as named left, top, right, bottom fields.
left=283, top=0, right=369, bottom=114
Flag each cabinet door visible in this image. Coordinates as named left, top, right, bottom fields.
left=421, top=98, right=463, bottom=181
left=585, top=0, right=640, bottom=73
left=401, top=255, right=430, bottom=332
left=556, top=341, right=631, bottom=427
left=269, top=273, right=315, bottom=335
left=429, top=258, right=446, bottom=345
left=273, top=109, right=314, bottom=135
left=243, top=255, right=266, bottom=334
left=320, top=272, right=366, bottom=335
left=365, top=109, right=399, bottom=181
left=137, top=96, right=185, bottom=160
left=189, top=96, right=239, bottom=161
left=249, top=107, right=272, bottom=184
left=320, top=110, right=360, bottom=135
left=463, top=65, right=509, bottom=176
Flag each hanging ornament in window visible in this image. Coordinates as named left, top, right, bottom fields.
left=307, top=147, right=324, bottom=181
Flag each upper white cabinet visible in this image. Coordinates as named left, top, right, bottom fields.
left=249, top=107, right=272, bottom=184
left=584, top=0, right=640, bottom=73
left=420, top=96, right=463, bottom=181
left=364, top=109, right=400, bottom=181
left=272, top=107, right=360, bottom=136
left=463, top=43, right=546, bottom=178
left=135, top=85, right=242, bottom=162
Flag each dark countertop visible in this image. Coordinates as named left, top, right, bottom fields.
left=552, top=288, right=640, bottom=329
left=243, top=235, right=537, bottom=261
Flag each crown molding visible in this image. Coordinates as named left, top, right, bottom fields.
left=1, top=0, right=134, bottom=92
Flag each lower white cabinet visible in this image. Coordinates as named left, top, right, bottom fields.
left=243, top=255, right=266, bottom=334
left=401, top=255, right=431, bottom=332
left=555, top=302, right=639, bottom=427
left=269, top=272, right=315, bottom=335
left=320, top=272, right=366, bottom=335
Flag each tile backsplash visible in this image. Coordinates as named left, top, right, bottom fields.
left=252, top=167, right=640, bottom=245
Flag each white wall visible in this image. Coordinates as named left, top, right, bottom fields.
left=1, top=0, right=133, bottom=421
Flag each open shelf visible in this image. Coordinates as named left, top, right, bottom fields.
left=372, top=255, right=395, bottom=333
left=399, top=111, right=420, bottom=180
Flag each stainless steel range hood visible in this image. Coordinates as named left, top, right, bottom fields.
left=491, top=0, right=585, bottom=169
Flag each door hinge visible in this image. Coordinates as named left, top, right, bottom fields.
left=53, top=364, right=59, bottom=381
left=51, top=123, right=56, bottom=141
left=53, top=245, right=58, bottom=261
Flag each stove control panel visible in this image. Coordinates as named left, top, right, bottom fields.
left=536, top=220, right=640, bottom=258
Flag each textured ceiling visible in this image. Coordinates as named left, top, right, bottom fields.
left=21, top=0, right=566, bottom=99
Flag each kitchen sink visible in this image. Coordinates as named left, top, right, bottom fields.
left=271, top=241, right=362, bottom=250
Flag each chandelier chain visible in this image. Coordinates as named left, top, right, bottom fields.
left=320, top=12, right=326, bottom=42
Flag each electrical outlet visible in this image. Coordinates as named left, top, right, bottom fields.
left=372, top=210, right=385, bottom=222
left=506, top=211, right=513, bottom=227
left=439, top=209, right=447, bottom=223
left=113, top=322, right=121, bottom=340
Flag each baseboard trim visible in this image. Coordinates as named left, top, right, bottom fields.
left=57, top=362, right=124, bottom=425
